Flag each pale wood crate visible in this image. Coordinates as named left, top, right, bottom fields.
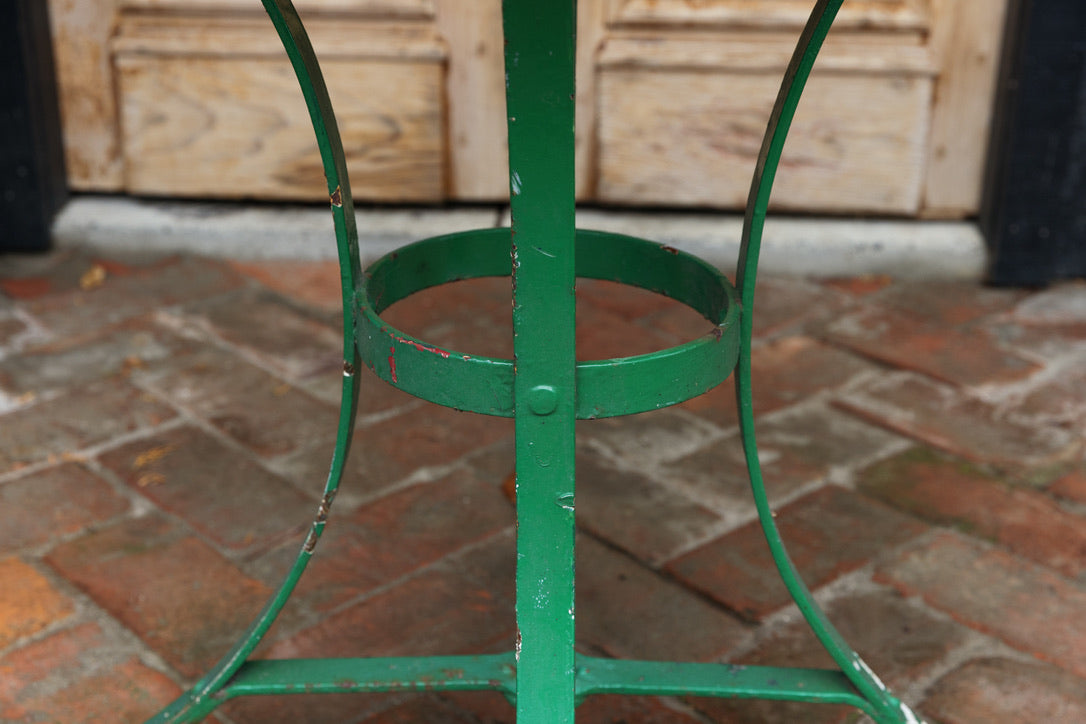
left=112, top=17, right=446, bottom=202
left=596, top=37, right=936, bottom=214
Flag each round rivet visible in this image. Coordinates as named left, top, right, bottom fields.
left=528, top=385, right=559, bottom=416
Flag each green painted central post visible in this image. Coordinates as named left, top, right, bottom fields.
left=503, top=1, right=578, bottom=721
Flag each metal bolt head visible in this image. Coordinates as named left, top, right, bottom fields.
left=528, top=385, right=559, bottom=416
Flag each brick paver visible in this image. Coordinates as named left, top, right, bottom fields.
left=827, top=305, right=1040, bottom=386
left=99, top=425, right=315, bottom=551
left=688, top=588, right=968, bottom=723
left=859, top=446, right=1086, bottom=578
left=920, top=657, right=1086, bottom=723
left=0, top=622, right=181, bottom=723
left=0, top=557, right=74, bottom=649
left=45, top=515, right=272, bottom=678
left=877, top=531, right=1086, bottom=678
left=0, top=463, right=129, bottom=553
left=837, top=371, right=1078, bottom=484
left=667, top=485, right=927, bottom=621
left=3, top=248, right=1086, bottom=721
left=0, top=378, right=175, bottom=474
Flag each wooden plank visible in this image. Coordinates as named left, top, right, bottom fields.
left=115, top=28, right=446, bottom=201
left=597, top=66, right=933, bottom=213
left=609, top=0, right=930, bottom=32
left=113, top=15, right=446, bottom=59
left=921, top=0, right=1010, bottom=218
left=575, top=0, right=608, bottom=200
left=433, top=0, right=508, bottom=200
left=46, top=0, right=123, bottom=190
left=118, top=0, right=435, bottom=18
left=598, top=34, right=936, bottom=74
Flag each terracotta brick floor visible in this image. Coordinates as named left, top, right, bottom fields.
left=2, top=248, right=1086, bottom=722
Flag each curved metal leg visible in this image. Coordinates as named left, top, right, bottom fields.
left=145, top=1, right=364, bottom=720
left=734, top=1, right=923, bottom=722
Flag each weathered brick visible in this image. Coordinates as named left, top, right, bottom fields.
left=0, top=463, right=129, bottom=554
left=579, top=408, right=720, bottom=469
left=250, top=467, right=513, bottom=613
left=683, top=336, right=874, bottom=427
left=1012, top=280, right=1086, bottom=327
left=577, top=278, right=681, bottom=324
left=135, top=342, right=338, bottom=458
left=381, top=277, right=513, bottom=360
left=185, top=288, right=343, bottom=381
left=577, top=449, right=723, bottom=566
left=826, top=305, right=1039, bottom=386
left=836, top=372, right=1077, bottom=484
left=1011, top=362, right=1086, bottom=431
left=99, top=426, right=314, bottom=551
left=268, top=535, right=516, bottom=661
left=21, top=255, right=245, bottom=338
left=687, top=588, right=962, bottom=724
left=577, top=694, right=707, bottom=724
left=994, top=281, right=1086, bottom=357
left=229, top=258, right=344, bottom=314
left=576, top=298, right=675, bottom=362
left=867, top=279, right=1026, bottom=327
left=920, top=657, right=1086, bottom=723
left=859, top=446, right=1086, bottom=579
left=0, top=621, right=182, bottom=723
left=822, top=274, right=893, bottom=297
left=0, top=557, right=75, bottom=649
left=576, top=534, right=748, bottom=661
left=1049, top=465, right=1086, bottom=505
left=355, top=695, right=479, bottom=723
left=664, top=405, right=904, bottom=513
left=746, top=277, right=856, bottom=338
left=44, top=515, right=272, bottom=678
left=272, top=404, right=512, bottom=501
left=0, top=379, right=175, bottom=474
left=222, top=691, right=399, bottom=724
left=0, top=323, right=179, bottom=394
left=667, top=486, right=927, bottom=621
left=0, top=249, right=105, bottom=300
left=877, top=531, right=1086, bottom=678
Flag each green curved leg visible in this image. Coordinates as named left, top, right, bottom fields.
left=145, top=1, right=363, bottom=720
left=734, top=1, right=923, bottom=721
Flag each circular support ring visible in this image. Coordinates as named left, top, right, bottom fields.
left=357, top=227, right=741, bottom=419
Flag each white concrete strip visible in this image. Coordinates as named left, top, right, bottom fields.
left=52, top=196, right=503, bottom=264
left=53, top=195, right=986, bottom=278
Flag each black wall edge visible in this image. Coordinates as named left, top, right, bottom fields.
left=982, top=0, right=1086, bottom=286
left=1, top=0, right=68, bottom=253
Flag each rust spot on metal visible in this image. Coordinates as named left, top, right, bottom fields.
left=315, top=490, right=335, bottom=524
left=661, top=245, right=680, bottom=255
left=392, top=334, right=451, bottom=359
left=712, top=327, right=723, bottom=341
left=303, top=527, right=319, bottom=554
left=330, top=186, right=343, bottom=207
left=342, top=360, right=355, bottom=377
left=388, top=346, right=398, bottom=382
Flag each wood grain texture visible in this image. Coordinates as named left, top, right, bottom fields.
left=598, top=65, right=933, bottom=213
left=118, top=0, right=435, bottom=18
left=433, top=0, right=508, bottom=200
left=575, top=0, right=608, bottom=199
left=609, top=0, right=930, bottom=31
left=115, top=20, right=446, bottom=201
left=921, top=0, right=1010, bottom=218
left=47, top=0, right=123, bottom=190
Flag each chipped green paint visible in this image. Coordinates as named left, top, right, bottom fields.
left=146, top=1, right=920, bottom=722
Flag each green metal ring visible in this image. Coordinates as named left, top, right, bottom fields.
left=357, top=227, right=740, bottom=419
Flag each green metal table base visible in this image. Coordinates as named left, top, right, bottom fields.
left=147, top=1, right=923, bottom=722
